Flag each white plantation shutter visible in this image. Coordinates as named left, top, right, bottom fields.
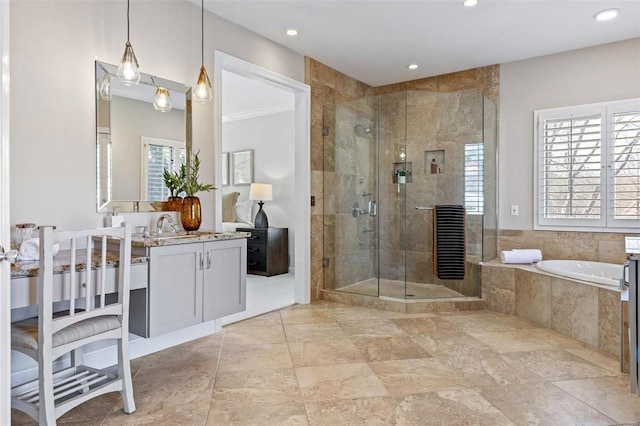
left=535, top=99, right=640, bottom=231
left=464, top=143, right=484, bottom=215
left=140, top=137, right=186, bottom=201
left=541, top=114, right=602, bottom=223
left=610, top=107, right=640, bottom=225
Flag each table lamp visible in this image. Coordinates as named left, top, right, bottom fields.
left=249, top=183, right=273, bottom=228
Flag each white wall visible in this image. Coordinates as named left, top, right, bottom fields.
left=499, top=38, right=640, bottom=230
left=223, top=110, right=296, bottom=264
left=9, top=0, right=304, bottom=231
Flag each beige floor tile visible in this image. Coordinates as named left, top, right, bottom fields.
left=223, top=325, right=286, bottom=345
left=566, top=347, right=624, bottom=375
left=225, top=311, right=283, bottom=328
left=411, top=330, right=493, bottom=357
left=351, top=336, right=431, bottom=362
left=505, top=349, right=619, bottom=381
left=338, top=318, right=409, bottom=337
left=289, top=339, right=364, bottom=367
left=467, top=329, right=558, bottom=353
left=218, top=343, right=293, bottom=372
left=443, top=312, right=540, bottom=332
left=480, top=382, right=616, bottom=425
left=212, top=368, right=302, bottom=408
left=104, top=408, right=209, bottom=425
left=525, top=327, right=588, bottom=349
left=391, top=316, right=461, bottom=336
left=369, top=358, right=466, bottom=396
left=105, top=373, right=214, bottom=424
left=295, top=363, right=388, bottom=402
left=136, top=339, right=221, bottom=378
left=207, top=401, right=308, bottom=425
left=280, top=309, right=336, bottom=324
left=553, top=375, right=640, bottom=424
left=330, top=307, right=418, bottom=322
left=437, top=349, right=544, bottom=388
left=305, top=396, right=398, bottom=426
left=395, top=389, right=516, bottom=426
left=284, top=322, right=346, bottom=343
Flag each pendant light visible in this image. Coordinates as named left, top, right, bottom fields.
left=153, top=87, right=173, bottom=112
left=116, top=0, right=140, bottom=86
left=193, top=0, right=212, bottom=103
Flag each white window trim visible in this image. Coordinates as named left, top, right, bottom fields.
left=140, top=136, right=185, bottom=200
left=534, top=98, right=640, bottom=233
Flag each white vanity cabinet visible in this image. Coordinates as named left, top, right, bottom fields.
left=148, top=238, right=247, bottom=336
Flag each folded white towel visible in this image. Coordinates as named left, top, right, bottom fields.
left=512, top=249, right=542, bottom=263
left=17, top=238, right=59, bottom=261
left=501, top=249, right=542, bottom=264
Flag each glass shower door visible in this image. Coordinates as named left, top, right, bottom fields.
left=323, top=97, right=379, bottom=297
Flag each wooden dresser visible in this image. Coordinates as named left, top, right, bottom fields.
left=236, top=227, right=289, bottom=277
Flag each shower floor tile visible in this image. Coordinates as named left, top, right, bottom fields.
left=336, top=277, right=464, bottom=299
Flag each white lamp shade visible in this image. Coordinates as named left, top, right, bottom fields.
left=249, top=183, right=273, bottom=201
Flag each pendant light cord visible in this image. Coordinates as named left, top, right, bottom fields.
left=127, top=0, right=131, bottom=42
left=201, top=0, right=204, bottom=67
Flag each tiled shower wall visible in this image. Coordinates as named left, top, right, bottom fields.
left=307, top=58, right=499, bottom=301
left=307, top=58, right=374, bottom=301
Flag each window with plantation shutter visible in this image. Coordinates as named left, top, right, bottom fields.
left=535, top=99, right=640, bottom=231
left=464, top=143, right=484, bottom=215
left=140, top=137, right=186, bottom=201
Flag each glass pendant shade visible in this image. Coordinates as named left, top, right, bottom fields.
left=153, top=87, right=172, bottom=112
left=116, top=41, right=140, bottom=86
left=194, top=66, right=213, bottom=103
left=97, top=74, right=111, bottom=101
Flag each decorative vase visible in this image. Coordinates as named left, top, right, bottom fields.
left=166, top=196, right=183, bottom=212
left=181, top=196, right=202, bottom=231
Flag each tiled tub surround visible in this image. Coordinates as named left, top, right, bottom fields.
left=498, top=229, right=633, bottom=265
left=481, top=261, right=628, bottom=370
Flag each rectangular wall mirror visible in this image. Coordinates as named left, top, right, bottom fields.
left=95, top=61, right=192, bottom=213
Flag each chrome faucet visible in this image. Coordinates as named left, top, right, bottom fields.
left=156, top=214, right=177, bottom=234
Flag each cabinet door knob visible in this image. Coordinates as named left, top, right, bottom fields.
left=248, top=261, right=258, bottom=267
left=207, top=251, right=212, bottom=269
left=247, top=248, right=258, bottom=253
left=199, top=253, right=204, bottom=270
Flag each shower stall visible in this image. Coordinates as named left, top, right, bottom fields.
left=322, top=90, right=497, bottom=300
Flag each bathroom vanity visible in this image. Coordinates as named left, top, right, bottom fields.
left=10, top=231, right=249, bottom=339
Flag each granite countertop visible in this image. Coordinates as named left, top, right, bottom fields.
left=132, top=230, right=250, bottom=247
left=11, top=250, right=148, bottom=279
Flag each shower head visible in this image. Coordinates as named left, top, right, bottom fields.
left=353, top=124, right=371, bottom=135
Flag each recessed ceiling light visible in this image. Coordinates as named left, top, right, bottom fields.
left=594, top=8, right=620, bottom=21
left=407, top=64, right=419, bottom=70
left=463, top=0, right=478, bottom=7
left=286, top=29, right=298, bottom=36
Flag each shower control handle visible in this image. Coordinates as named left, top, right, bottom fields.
left=351, top=202, right=367, bottom=218
left=368, top=200, right=377, bottom=217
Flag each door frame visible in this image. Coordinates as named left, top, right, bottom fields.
left=1, top=0, right=11, bottom=422
left=213, top=51, right=311, bottom=304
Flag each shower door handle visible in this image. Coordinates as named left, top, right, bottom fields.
left=368, top=201, right=377, bottom=216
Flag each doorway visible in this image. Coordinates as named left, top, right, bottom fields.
left=213, top=52, right=311, bottom=318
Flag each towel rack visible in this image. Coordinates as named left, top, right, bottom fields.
left=415, top=206, right=434, bottom=210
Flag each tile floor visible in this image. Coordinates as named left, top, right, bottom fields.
left=11, top=302, right=640, bottom=425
